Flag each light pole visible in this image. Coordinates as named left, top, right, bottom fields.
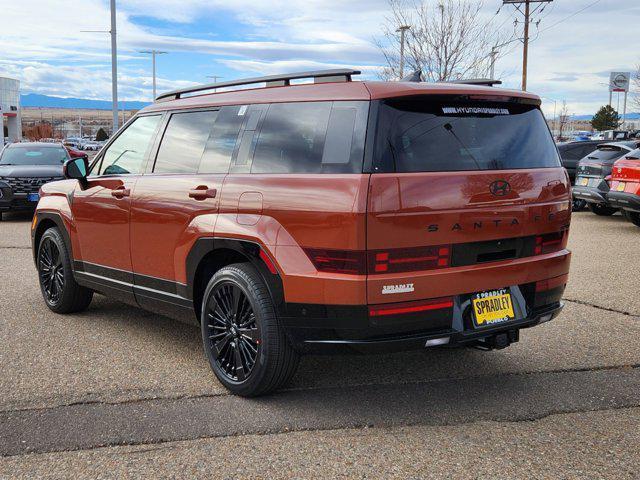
left=396, top=25, right=410, bottom=80
left=206, top=75, right=223, bottom=92
left=81, top=0, right=119, bottom=132
left=140, top=50, right=167, bottom=100
left=110, top=0, right=118, bottom=131
left=489, top=47, right=498, bottom=80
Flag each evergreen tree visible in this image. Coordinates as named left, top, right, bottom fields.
left=95, top=127, right=109, bottom=142
left=590, top=105, right=621, bottom=131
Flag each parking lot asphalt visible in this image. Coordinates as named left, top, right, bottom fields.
left=1, top=210, right=639, bottom=478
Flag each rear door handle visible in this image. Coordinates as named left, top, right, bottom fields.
left=111, top=186, right=131, bottom=198
left=189, top=186, right=217, bottom=200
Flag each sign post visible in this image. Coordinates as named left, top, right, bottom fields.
left=609, top=72, right=631, bottom=127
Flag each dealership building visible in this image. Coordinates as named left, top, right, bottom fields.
left=0, top=77, right=21, bottom=142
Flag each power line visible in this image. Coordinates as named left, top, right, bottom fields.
left=535, top=0, right=603, bottom=35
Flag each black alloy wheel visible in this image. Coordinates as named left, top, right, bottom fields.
left=624, top=210, right=640, bottom=227
left=36, top=227, right=93, bottom=313
left=588, top=203, right=618, bottom=216
left=38, top=236, right=65, bottom=305
left=205, top=282, right=260, bottom=382
left=572, top=198, right=587, bottom=212
left=201, top=263, right=299, bottom=396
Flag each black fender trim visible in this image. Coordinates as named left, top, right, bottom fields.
left=186, top=237, right=286, bottom=317
left=32, top=212, right=73, bottom=265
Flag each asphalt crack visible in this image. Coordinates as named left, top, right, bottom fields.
left=564, top=298, right=640, bottom=318
left=2, top=363, right=639, bottom=415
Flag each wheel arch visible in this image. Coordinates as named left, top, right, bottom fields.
left=32, top=212, right=73, bottom=265
left=188, top=238, right=285, bottom=323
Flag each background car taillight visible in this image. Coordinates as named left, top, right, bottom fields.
left=369, top=245, right=450, bottom=273
left=303, top=248, right=367, bottom=274
left=534, top=231, right=566, bottom=255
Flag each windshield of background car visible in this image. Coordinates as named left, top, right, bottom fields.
left=584, top=147, right=628, bottom=163
left=375, top=98, right=560, bottom=172
left=0, top=146, right=68, bottom=166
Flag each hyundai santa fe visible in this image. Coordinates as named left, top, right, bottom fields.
left=31, top=69, right=571, bottom=396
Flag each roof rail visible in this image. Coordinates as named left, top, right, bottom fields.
left=445, top=78, right=503, bottom=87
left=156, top=68, right=361, bottom=101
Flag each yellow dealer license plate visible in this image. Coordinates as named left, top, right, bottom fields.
left=579, top=177, right=589, bottom=186
left=617, top=182, right=626, bottom=192
left=472, top=289, right=515, bottom=327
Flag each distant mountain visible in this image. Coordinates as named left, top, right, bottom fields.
left=572, top=112, right=640, bottom=121
left=20, top=93, right=150, bottom=110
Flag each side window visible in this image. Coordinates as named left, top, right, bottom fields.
left=98, top=115, right=161, bottom=175
left=251, top=102, right=331, bottom=174
left=153, top=110, right=219, bottom=174
left=198, top=106, right=244, bottom=174
left=250, top=101, right=368, bottom=174
left=321, top=102, right=368, bottom=170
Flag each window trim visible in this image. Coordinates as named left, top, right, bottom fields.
left=89, top=112, right=165, bottom=177
left=147, top=107, right=221, bottom=176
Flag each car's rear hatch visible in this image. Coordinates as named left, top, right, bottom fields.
left=366, top=95, right=571, bottom=305
left=576, top=145, right=630, bottom=182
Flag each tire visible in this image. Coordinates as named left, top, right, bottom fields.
left=572, top=198, right=587, bottom=211
left=37, top=227, right=93, bottom=314
left=624, top=211, right=640, bottom=227
left=587, top=203, right=618, bottom=216
left=201, top=263, right=299, bottom=397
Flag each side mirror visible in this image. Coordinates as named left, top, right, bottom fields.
left=64, top=157, right=88, bottom=181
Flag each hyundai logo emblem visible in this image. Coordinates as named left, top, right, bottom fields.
left=489, top=180, right=511, bottom=196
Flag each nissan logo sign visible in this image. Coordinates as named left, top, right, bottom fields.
left=489, top=180, right=511, bottom=196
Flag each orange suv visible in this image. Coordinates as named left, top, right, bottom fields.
left=32, top=70, right=571, bottom=396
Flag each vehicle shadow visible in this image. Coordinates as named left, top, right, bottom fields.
left=80, top=295, right=522, bottom=394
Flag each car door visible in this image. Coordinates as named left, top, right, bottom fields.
left=71, top=114, right=163, bottom=303
left=129, top=107, right=243, bottom=314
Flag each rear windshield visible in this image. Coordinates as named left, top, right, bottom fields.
left=585, top=147, right=628, bottom=162
left=375, top=99, right=560, bottom=172
left=0, top=146, right=68, bottom=166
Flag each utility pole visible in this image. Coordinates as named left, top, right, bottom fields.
left=110, top=0, right=118, bottom=131
left=396, top=25, right=410, bottom=80
left=489, top=47, right=498, bottom=80
left=140, top=50, right=167, bottom=100
left=503, top=0, right=553, bottom=91
left=206, top=75, right=223, bottom=92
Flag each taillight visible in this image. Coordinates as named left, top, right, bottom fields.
left=534, top=231, right=566, bottom=255
left=368, top=296, right=454, bottom=317
left=303, top=248, right=366, bottom=275
left=369, top=245, right=450, bottom=274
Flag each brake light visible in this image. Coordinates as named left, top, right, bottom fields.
left=368, top=296, right=454, bottom=317
left=534, top=231, right=566, bottom=255
left=369, top=245, right=451, bottom=274
left=304, top=248, right=366, bottom=275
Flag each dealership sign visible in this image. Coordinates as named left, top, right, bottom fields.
left=609, top=72, right=631, bottom=92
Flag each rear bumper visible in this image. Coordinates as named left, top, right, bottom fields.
left=572, top=184, right=609, bottom=204
left=606, top=191, right=640, bottom=212
left=282, top=280, right=566, bottom=353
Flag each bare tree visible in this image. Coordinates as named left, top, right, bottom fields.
left=557, top=101, right=570, bottom=142
left=377, top=0, right=513, bottom=82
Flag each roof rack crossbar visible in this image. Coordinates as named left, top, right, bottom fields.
left=156, top=68, right=361, bottom=101
left=444, top=78, right=503, bottom=87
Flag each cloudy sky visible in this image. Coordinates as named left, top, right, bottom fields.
left=1, top=0, right=638, bottom=115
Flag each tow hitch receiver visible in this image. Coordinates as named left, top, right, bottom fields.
left=473, top=329, right=519, bottom=350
